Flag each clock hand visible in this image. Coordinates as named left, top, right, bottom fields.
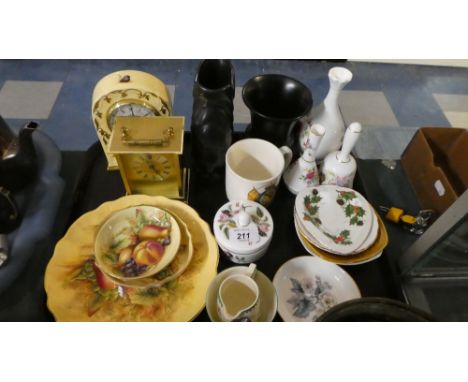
left=130, top=105, right=135, bottom=116
left=148, top=163, right=159, bottom=174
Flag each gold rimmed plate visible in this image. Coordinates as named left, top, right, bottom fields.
left=294, top=205, right=379, bottom=256
left=294, top=213, right=388, bottom=266
left=295, top=186, right=374, bottom=255
left=45, top=195, right=219, bottom=322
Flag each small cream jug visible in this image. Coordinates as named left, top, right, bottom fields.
left=217, top=263, right=260, bottom=322
left=283, top=124, right=325, bottom=194
left=321, top=122, right=362, bottom=188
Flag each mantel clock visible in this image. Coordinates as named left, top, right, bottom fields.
left=91, top=70, right=172, bottom=170
left=108, top=116, right=188, bottom=200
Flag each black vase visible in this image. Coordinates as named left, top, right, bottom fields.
left=242, top=74, right=313, bottom=148
left=191, top=59, right=235, bottom=180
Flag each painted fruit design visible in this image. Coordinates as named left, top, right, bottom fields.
left=104, top=209, right=172, bottom=277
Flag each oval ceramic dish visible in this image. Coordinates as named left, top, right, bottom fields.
left=273, top=256, right=361, bottom=322
left=94, top=206, right=181, bottom=280
left=295, top=186, right=373, bottom=255
left=294, top=204, right=379, bottom=255
left=294, top=214, right=388, bottom=265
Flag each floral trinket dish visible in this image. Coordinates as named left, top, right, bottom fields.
left=273, top=256, right=361, bottom=321
left=295, top=185, right=373, bottom=255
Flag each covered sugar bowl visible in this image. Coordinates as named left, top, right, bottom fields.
left=213, top=200, right=273, bottom=264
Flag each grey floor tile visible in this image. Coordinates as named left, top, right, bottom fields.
left=441, top=111, right=468, bottom=128
left=433, top=93, right=468, bottom=127
left=354, top=126, right=419, bottom=159
left=339, top=90, right=399, bottom=127
left=384, top=87, right=450, bottom=127
left=433, top=93, right=468, bottom=111
left=353, top=127, right=386, bottom=159
left=233, top=86, right=250, bottom=124
left=0, top=80, right=63, bottom=119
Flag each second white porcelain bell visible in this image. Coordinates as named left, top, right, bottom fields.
left=321, top=122, right=362, bottom=188
left=284, top=124, right=325, bottom=194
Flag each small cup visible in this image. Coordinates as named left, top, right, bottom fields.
left=217, top=264, right=260, bottom=322
left=226, top=138, right=292, bottom=206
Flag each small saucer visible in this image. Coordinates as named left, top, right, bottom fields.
left=273, top=256, right=361, bottom=322
left=206, top=266, right=278, bottom=322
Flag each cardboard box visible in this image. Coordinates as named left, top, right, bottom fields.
left=401, top=128, right=468, bottom=215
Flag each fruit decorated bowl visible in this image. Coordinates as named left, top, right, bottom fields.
left=94, top=206, right=181, bottom=280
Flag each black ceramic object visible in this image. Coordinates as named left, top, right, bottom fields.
left=0, top=117, right=38, bottom=192
left=316, top=297, right=435, bottom=322
left=242, top=74, right=313, bottom=148
left=191, top=59, right=235, bottom=180
left=0, top=187, right=20, bottom=233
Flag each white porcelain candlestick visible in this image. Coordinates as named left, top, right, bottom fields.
left=321, top=122, right=362, bottom=188
left=284, top=124, right=325, bottom=194
left=301, top=67, right=353, bottom=160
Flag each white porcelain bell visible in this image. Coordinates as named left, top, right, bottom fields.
left=300, top=67, right=353, bottom=161
left=321, top=122, right=362, bottom=188
left=284, top=124, right=325, bottom=194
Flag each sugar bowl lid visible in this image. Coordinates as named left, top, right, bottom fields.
left=213, top=200, right=273, bottom=254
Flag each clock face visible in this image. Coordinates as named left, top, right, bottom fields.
left=107, top=103, right=156, bottom=130
left=131, top=154, right=173, bottom=181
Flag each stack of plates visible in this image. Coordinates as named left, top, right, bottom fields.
left=294, top=185, right=388, bottom=265
left=45, top=195, right=219, bottom=322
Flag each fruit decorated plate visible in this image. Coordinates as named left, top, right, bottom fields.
left=95, top=206, right=181, bottom=280
left=105, top=211, right=193, bottom=289
left=295, top=186, right=373, bottom=255
left=44, top=195, right=219, bottom=322
left=294, top=213, right=388, bottom=265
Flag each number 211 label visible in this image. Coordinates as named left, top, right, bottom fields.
left=231, top=227, right=259, bottom=244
